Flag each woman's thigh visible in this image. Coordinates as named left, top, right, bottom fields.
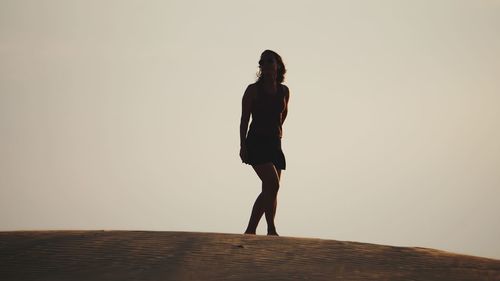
left=252, top=162, right=280, bottom=189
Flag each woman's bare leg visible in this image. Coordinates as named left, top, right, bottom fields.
left=244, top=162, right=280, bottom=235
left=244, top=193, right=264, bottom=234
left=273, top=168, right=282, bottom=220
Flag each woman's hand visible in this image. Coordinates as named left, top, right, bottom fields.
left=239, top=145, right=248, bottom=163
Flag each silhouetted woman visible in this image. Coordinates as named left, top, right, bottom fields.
left=240, top=50, right=290, bottom=236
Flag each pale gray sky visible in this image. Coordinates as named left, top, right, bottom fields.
left=1, top=0, right=499, bottom=259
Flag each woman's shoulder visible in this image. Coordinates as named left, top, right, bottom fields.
left=247, top=82, right=259, bottom=90
left=243, top=83, right=259, bottom=101
left=246, top=83, right=260, bottom=93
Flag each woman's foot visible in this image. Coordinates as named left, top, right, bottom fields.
left=244, top=228, right=256, bottom=235
left=267, top=227, right=279, bottom=236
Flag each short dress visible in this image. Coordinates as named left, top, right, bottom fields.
left=244, top=134, right=286, bottom=170
left=243, top=83, right=287, bottom=170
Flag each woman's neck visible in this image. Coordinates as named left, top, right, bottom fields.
left=261, top=75, right=277, bottom=87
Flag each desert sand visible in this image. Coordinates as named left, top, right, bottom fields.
left=1, top=230, right=499, bottom=280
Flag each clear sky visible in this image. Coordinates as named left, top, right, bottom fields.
left=1, top=0, right=499, bottom=259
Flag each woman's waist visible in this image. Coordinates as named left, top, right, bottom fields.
left=249, top=120, right=281, bottom=130
left=248, top=125, right=281, bottom=135
left=246, top=130, right=282, bottom=140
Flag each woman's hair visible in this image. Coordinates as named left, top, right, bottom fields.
left=256, top=49, right=286, bottom=84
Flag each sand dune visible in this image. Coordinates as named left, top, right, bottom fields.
left=1, top=230, right=499, bottom=280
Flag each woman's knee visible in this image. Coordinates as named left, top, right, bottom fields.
left=253, top=162, right=280, bottom=193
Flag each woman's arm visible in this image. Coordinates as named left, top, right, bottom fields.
left=240, top=85, right=254, bottom=147
left=282, top=85, right=290, bottom=125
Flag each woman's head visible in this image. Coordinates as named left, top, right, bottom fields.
left=257, top=50, right=286, bottom=84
